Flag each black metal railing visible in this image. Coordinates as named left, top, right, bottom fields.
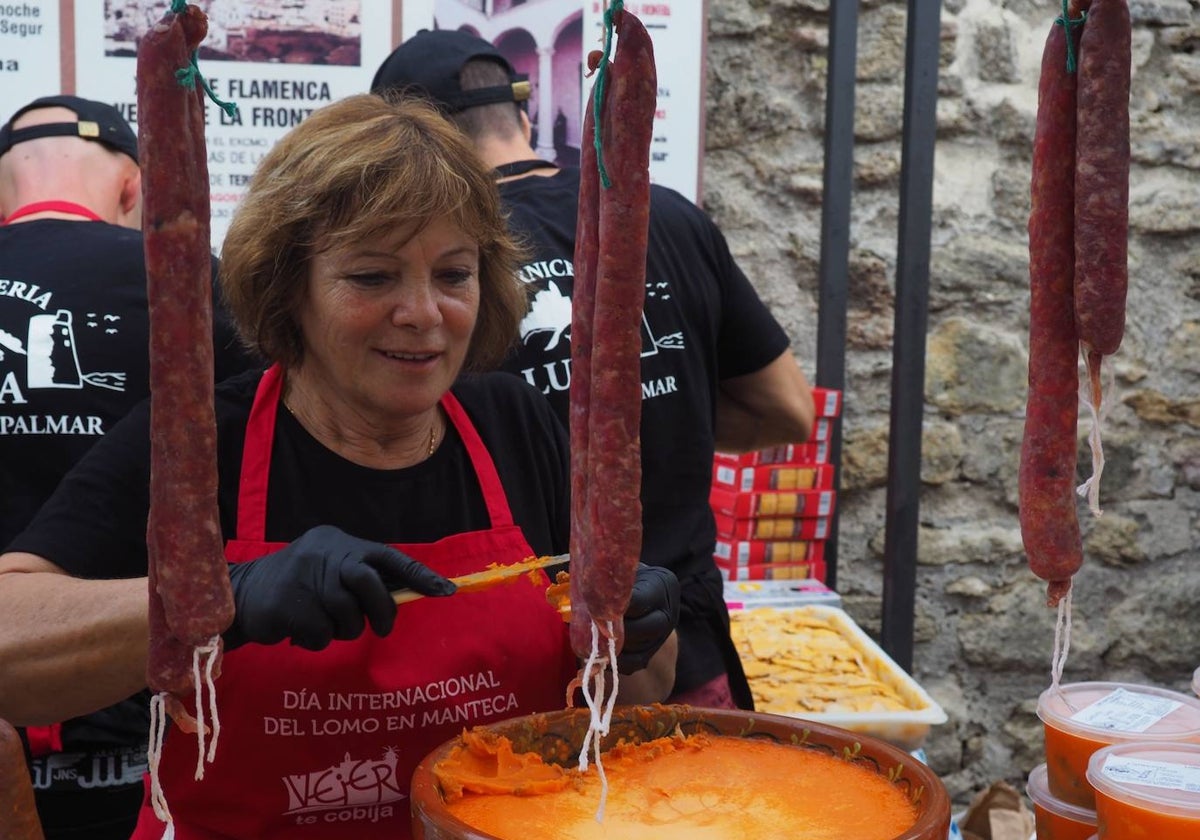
left=815, top=0, right=943, bottom=672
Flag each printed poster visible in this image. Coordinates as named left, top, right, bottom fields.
left=584, top=0, right=704, bottom=201
left=430, top=0, right=704, bottom=202
left=72, top=1, right=399, bottom=248
left=0, top=1, right=62, bottom=122
left=3, top=2, right=702, bottom=243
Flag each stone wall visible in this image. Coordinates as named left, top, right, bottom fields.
left=703, top=0, right=1200, bottom=807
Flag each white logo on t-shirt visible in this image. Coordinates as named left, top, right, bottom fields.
left=1, top=280, right=129, bottom=435
left=520, top=280, right=573, bottom=351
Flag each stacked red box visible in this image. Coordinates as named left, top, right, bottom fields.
left=712, top=462, right=835, bottom=493
left=712, top=387, right=841, bottom=582
left=714, top=539, right=826, bottom=581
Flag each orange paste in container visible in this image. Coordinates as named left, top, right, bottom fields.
left=1027, top=763, right=1097, bottom=840
left=1087, top=741, right=1200, bottom=840
left=436, top=729, right=919, bottom=840
left=1038, top=683, right=1200, bottom=810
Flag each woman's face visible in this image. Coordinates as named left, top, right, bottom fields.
left=297, top=215, right=480, bottom=423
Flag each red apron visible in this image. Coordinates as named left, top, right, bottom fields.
left=133, top=364, right=575, bottom=839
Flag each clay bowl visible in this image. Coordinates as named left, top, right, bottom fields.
left=411, top=703, right=951, bottom=840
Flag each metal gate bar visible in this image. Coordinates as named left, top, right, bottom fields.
left=880, top=0, right=943, bottom=671
left=815, top=0, right=860, bottom=593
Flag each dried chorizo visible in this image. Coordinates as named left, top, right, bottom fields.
left=1074, top=0, right=1131, bottom=359
left=582, top=8, right=656, bottom=627
left=569, top=8, right=656, bottom=656
left=1072, top=0, right=1131, bottom=516
left=1021, top=17, right=1085, bottom=608
left=568, top=90, right=600, bottom=661
left=0, top=719, right=44, bottom=840
left=138, top=4, right=234, bottom=681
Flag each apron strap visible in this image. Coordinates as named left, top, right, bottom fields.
left=235, top=364, right=283, bottom=542
left=439, top=390, right=515, bottom=529
left=235, top=365, right=516, bottom=539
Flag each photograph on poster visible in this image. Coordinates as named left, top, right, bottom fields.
left=104, top=0, right=363, bottom=66
left=434, top=0, right=584, bottom=166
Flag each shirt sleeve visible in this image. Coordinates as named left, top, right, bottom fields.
left=655, top=187, right=791, bottom=380
left=707, top=221, right=791, bottom=379
left=5, top=402, right=153, bottom=580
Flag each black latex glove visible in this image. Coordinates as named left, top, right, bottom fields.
left=617, top=563, right=681, bottom=675
left=224, top=525, right=456, bottom=651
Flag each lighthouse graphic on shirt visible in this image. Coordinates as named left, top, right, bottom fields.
left=514, top=266, right=685, bottom=401
left=1, top=280, right=130, bottom=438
left=1, top=309, right=126, bottom=393
left=518, top=277, right=684, bottom=357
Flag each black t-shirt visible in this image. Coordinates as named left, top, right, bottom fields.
left=11, top=367, right=566, bottom=836
left=497, top=169, right=790, bottom=692
left=0, top=219, right=257, bottom=549
left=13, top=369, right=570, bottom=579
left=0, top=218, right=258, bottom=839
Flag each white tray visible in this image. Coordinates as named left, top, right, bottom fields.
left=729, top=603, right=947, bottom=750
left=723, top=579, right=842, bottom=609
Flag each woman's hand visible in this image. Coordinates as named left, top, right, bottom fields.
left=224, top=525, right=455, bottom=651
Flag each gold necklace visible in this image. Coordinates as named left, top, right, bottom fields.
left=285, top=396, right=439, bottom=459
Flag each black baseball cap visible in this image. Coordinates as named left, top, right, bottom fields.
left=0, top=95, right=138, bottom=163
left=371, top=29, right=531, bottom=113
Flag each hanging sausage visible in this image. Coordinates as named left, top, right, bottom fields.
left=136, top=1, right=234, bottom=820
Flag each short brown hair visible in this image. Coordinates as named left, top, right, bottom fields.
left=452, top=59, right=526, bottom=142
left=220, top=93, right=527, bottom=371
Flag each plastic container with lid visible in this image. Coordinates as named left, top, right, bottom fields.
left=1086, top=741, right=1200, bottom=840
left=1026, top=763, right=1097, bottom=840
left=1037, top=681, right=1200, bottom=810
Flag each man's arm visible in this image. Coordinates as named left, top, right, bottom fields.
left=715, top=349, right=815, bottom=453
left=615, top=632, right=678, bottom=704
left=0, top=553, right=149, bottom=725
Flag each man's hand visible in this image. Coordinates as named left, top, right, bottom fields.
left=617, top=564, right=680, bottom=675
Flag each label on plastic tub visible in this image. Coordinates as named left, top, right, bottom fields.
left=1100, top=754, right=1200, bottom=793
left=1072, top=688, right=1183, bottom=732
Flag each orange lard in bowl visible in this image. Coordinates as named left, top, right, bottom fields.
left=1086, top=741, right=1200, bottom=840
left=1037, top=682, right=1200, bottom=810
left=1026, top=763, right=1097, bottom=840
left=410, top=704, right=951, bottom=840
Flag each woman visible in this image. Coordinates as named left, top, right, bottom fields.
left=0, top=94, right=678, bottom=839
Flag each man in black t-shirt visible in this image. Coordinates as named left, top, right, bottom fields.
left=0, top=95, right=257, bottom=840
left=372, top=31, right=816, bottom=710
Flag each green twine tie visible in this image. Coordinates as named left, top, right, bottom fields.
left=591, top=0, right=625, bottom=189
left=1055, top=0, right=1087, bottom=73
left=169, top=0, right=239, bottom=120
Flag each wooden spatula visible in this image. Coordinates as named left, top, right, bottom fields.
left=391, top=553, right=568, bottom=605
